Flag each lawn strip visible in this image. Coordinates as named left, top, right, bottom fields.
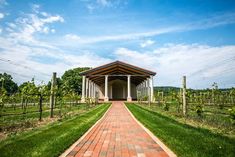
left=0, top=103, right=110, bottom=157
left=126, top=103, right=235, bottom=157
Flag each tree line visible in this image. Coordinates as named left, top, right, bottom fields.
left=0, top=67, right=90, bottom=96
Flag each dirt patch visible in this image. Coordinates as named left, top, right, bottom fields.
left=0, top=117, right=59, bottom=140
left=0, top=132, right=7, bottom=141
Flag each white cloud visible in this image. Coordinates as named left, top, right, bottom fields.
left=114, top=44, right=235, bottom=88
left=63, top=26, right=179, bottom=44
left=86, top=4, right=95, bottom=13
left=84, top=0, right=127, bottom=12
left=32, top=4, right=40, bottom=13
left=65, top=34, right=81, bottom=40
left=0, top=4, right=70, bottom=84
left=0, top=3, right=107, bottom=84
left=0, top=36, right=111, bottom=84
left=0, top=28, right=2, bottom=33
left=63, top=12, right=235, bottom=45
left=1, top=3, right=235, bottom=89
left=186, top=12, right=235, bottom=30
left=0, top=12, right=4, bottom=19
left=97, top=0, right=110, bottom=7
left=5, top=5, right=64, bottom=44
left=115, top=48, right=156, bottom=66
left=140, top=39, right=155, bottom=48
left=51, top=29, right=55, bottom=33
left=7, top=22, right=16, bottom=28
left=41, top=15, right=64, bottom=23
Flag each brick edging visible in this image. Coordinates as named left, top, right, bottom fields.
left=123, top=103, right=177, bottom=157
left=59, top=104, right=112, bottom=157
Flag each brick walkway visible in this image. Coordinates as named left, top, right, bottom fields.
left=65, top=101, right=169, bottom=157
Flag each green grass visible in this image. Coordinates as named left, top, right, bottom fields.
left=126, top=103, right=235, bottom=157
left=0, top=103, right=110, bottom=157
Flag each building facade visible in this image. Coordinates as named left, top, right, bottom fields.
left=80, top=61, right=156, bottom=102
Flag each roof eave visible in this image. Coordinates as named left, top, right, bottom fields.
left=79, top=60, right=156, bottom=76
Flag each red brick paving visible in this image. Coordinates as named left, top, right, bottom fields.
left=65, top=101, right=169, bottom=157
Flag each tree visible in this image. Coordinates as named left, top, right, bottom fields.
left=0, top=73, right=18, bottom=95
left=61, top=67, right=90, bottom=95
left=47, top=77, right=62, bottom=90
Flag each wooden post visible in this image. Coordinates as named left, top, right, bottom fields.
left=182, top=76, right=187, bottom=116
left=39, top=94, right=43, bottom=121
left=50, top=72, right=56, bottom=118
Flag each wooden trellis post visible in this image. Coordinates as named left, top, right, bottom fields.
left=50, top=72, right=56, bottom=118
left=39, top=94, right=43, bottom=121
left=182, top=76, right=187, bottom=116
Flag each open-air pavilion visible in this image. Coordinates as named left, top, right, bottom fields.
left=80, top=61, right=156, bottom=102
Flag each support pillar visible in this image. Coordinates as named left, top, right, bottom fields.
left=91, top=82, right=94, bottom=98
left=150, top=75, right=154, bottom=102
left=140, top=82, right=143, bottom=97
left=93, top=82, right=95, bottom=98
left=127, top=75, right=132, bottom=101
left=89, top=80, right=92, bottom=97
left=81, top=76, right=86, bottom=102
left=94, top=83, right=96, bottom=98
left=85, top=78, right=89, bottom=98
left=104, top=75, right=109, bottom=102
left=91, top=81, right=94, bottom=98
left=145, top=80, right=148, bottom=97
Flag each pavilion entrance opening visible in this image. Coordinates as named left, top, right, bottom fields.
left=112, top=80, right=126, bottom=100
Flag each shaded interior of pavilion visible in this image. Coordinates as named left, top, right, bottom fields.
left=80, top=61, right=156, bottom=102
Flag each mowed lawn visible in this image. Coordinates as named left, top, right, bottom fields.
left=126, top=103, right=235, bottom=157
left=0, top=103, right=110, bottom=157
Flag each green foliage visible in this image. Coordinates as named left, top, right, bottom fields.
left=0, top=87, right=8, bottom=113
left=154, top=86, right=180, bottom=96
left=0, top=73, right=18, bottom=95
left=21, top=79, right=38, bottom=96
left=196, top=104, right=203, bottom=117
left=47, top=77, right=62, bottom=90
left=228, top=107, right=235, bottom=121
left=61, top=67, right=90, bottom=95
left=163, top=102, right=169, bottom=111
left=38, top=82, right=50, bottom=96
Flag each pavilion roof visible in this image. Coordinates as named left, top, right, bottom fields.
left=80, top=60, right=156, bottom=85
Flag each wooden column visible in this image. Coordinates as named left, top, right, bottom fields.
left=182, top=76, right=187, bottom=116
left=50, top=72, right=56, bottom=118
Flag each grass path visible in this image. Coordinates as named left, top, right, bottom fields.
left=126, top=103, right=235, bottom=157
left=0, top=104, right=110, bottom=157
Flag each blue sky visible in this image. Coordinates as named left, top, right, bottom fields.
left=0, top=0, right=235, bottom=88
